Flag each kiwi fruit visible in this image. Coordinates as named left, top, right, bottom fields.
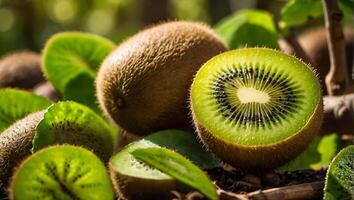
left=0, top=111, right=45, bottom=191
left=0, top=89, right=52, bottom=133
left=42, top=32, right=115, bottom=94
left=32, top=101, right=117, bottom=162
left=0, top=51, right=45, bottom=89
left=324, top=145, right=354, bottom=200
left=9, top=145, right=114, bottom=200
left=96, top=21, right=227, bottom=135
left=298, top=28, right=354, bottom=93
left=110, top=139, right=174, bottom=200
left=190, top=48, right=323, bottom=170
left=110, top=129, right=221, bottom=200
left=33, top=82, right=61, bottom=102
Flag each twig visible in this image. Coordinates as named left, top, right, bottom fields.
left=217, top=181, right=324, bottom=200
left=245, top=181, right=324, bottom=200
left=321, top=93, right=354, bottom=135
left=322, top=0, right=348, bottom=95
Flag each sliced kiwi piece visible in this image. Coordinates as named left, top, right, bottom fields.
left=0, top=89, right=52, bottom=133
left=324, top=145, right=354, bottom=200
left=0, top=51, right=44, bottom=89
left=42, top=32, right=115, bottom=93
left=96, top=21, right=227, bottom=135
left=0, top=111, right=45, bottom=191
left=191, top=48, right=323, bottom=170
left=9, top=145, right=114, bottom=200
left=110, top=129, right=221, bottom=200
left=32, top=101, right=117, bottom=162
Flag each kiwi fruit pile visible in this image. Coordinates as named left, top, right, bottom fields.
left=190, top=48, right=323, bottom=169
left=0, top=51, right=45, bottom=89
left=96, top=21, right=227, bottom=135
left=0, top=20, right=332, bottom=199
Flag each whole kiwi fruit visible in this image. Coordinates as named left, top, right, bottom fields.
left=0, top=51, right=45, bottom=89
left=298, top=28, right=353, bottom=93
left=33, top=82, right=61, bottom=102
left=190, top=48, right=323, bottom=170
left=0, top=111, right=45, bottom=191
left=96, top=21, right=227, bottom=135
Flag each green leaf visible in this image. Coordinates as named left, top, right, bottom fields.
left=132, top=147, right=218, bottom=200
left=32, top=101, right=118, bottom=161
left=324, top=145, right=354, bottom=200
left=280, top=0, right=353, bottom=28
left=0, top=89, right=52, bottom=133
left=63, top=72, right=99, bottom=112
left=42, top=32, right=115, bottom=111
left=144, top=130, right=222, bottom=169
left=214, top=9, right=279, bottom=49
left=280, top=0, right=323, bottom=29
left=338, top=0, right=354, bottom=25
left=277, top=134, right=339, bottom=172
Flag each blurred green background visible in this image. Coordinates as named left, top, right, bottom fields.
left=0, top=0, right=290, bottom=56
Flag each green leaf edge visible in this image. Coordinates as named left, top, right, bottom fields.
left=132, top=147, right=218, bottom=200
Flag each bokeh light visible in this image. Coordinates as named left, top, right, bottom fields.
left=0, top=8, right=15, bottom=32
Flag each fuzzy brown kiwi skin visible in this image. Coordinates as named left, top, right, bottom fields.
left=115, top=129, right=142, bottom=153
left=298, top=28, right=353, bottom=94
left=192, top=100, right=323, bottom=170
left=33, top=82, right=61, bottom=102
left=109, top=163, right=175, bottom=200
left=0, top=52, right=45, bottom=89
left=0, top=111, right=45, bottom=192
left=96, top=21, right=227, bottom=135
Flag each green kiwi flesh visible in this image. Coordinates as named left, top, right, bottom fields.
left=324, top=145, right=354, bottom=200
left=0, top=89, right=52, bottom=133
left=9, top=145, right=114, bottom=200
left=42, top=32, right=115, bottom=94
left=0, top=51, right=45, bottom=89
left=96, top=21, right=227, bottom=135
left=0, top=111, right=45, bottom=191
left=32, top=101, right=117, bottom=162
left=191, top=48, right=323, bottom=169
left=110, top=129, right=221, bottom=200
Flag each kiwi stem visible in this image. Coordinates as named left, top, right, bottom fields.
left=217, top=181, right=324, bottom=200
left=321, top=94, right=354, bottom=135
left=322, top=0, right=349, bottom=95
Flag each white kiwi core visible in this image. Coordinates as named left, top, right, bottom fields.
left=237, top=87, right=270, bottom=104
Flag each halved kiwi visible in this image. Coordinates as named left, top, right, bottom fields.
left=190, top=48, right=323, bottom=169
left=0, top=89, right=52, bottom=133
left=42, top=32, right=115, bottom=94
left=324, top=145, right=354, bottom=200
left=9, top=145, right=114, bottom=200
left=0, top=111, right=45, bottom=191
left=109, top=129, right=221, bottom=200
left=32, top=101, right=117, bottom=162
left=96, top=21, right=227, bottom=135
left=0, top=51, right=44, bottom=89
